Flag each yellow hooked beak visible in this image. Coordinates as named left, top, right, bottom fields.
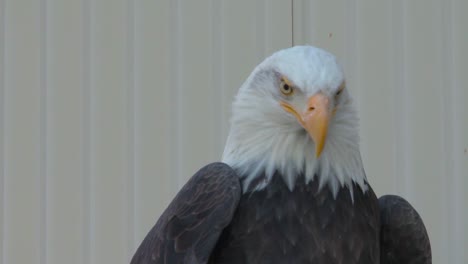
left=280, top=93, right=331, bottom=158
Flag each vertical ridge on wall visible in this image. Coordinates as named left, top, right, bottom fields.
left=91, top=0, right=130, bottom=262
left=81, top=0, right=91, bottom=262
left=454, top=1, right=468, bottom=261
left=344, top=0, right=357, bottom=82
left=292, top=0, right=315, bottom=45
left=354, top=1, right=395, bottom=194
left=211, top=0, right=225, bottom=155
left=440, top=1, right=453, bottom=261
left=47, top=0, right=85, bottom=261
left=404, top=2, right=445, bottom=262
left=306, top=0, right=317, bottom=44
left=291, top=0, right=294, bottom=46
left=133, top=0, right=174, bottom=253
left=126, top=0, right=136, bottom=259
left=266, top=0, right=293, bottom=53
left=445, top=1, right=465, bottom=262
left=452, top=3, right=468, bottom=262
left=255, top=0, right=266, bottom=61
left=452, top=2, right=468, bottom=261
left=343, top=0, right=359, bottom=136
left=176, top=1, right=218, bottom=183
left=170, top=0, right=184, bottom=190
left=4, top=0, right=42, bottom=262
left=0, top=0, right=4, bottom=261
left=441, top=0, right=455, bottom=262
left=390, top=0, right=412, bottom=197
left=39, top=0, right=48, bottom=262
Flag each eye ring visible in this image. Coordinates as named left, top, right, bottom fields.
left=280, top=79, right=294, bottom=95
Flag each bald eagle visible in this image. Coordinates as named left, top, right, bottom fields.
left=131, top=46, right=431, bottom=264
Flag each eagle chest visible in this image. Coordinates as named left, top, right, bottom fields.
left=209, top=175, right=380, bottom=264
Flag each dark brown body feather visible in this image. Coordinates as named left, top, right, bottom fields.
left=379, top=195, right=432, bottom=264
left=131, top=163, right=431, bottom=264
left=130, top=163, right=241, bottom=264
left=209, top=172, right=380, bottom=264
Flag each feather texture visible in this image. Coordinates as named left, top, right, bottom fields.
left=130, top=163, right=241, bottom=264
left=209, top=171, right=380, bottom=264
left=379, top=195, right=432, bottom=264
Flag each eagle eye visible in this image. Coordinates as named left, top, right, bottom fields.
left=280, top=78, right=294, bottom=95
left=335, top=83, right=345, bottom=97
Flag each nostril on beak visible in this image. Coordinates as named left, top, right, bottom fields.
left=308, top=106, right=315, bottom=111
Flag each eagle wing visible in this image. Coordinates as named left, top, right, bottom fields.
left=131, top=162, right=241, bottom=264
left=379, top=195, right=431, bottom=264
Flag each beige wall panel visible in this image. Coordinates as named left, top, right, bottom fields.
left=220, top=0, right=262, bottom=142
left=403, top=2, right=446, bottom=262
left=293, top=0, right=348, bottom=63
left=90, top=0, right=129, bottom=263
left=3, top=0, right=43, bottom=263
left=452, top=1, right=468, bottom=262
left=133, top=0, right=174, bottom=256
left=46, top=0, right=85, bottom=263
left=261, top=0, right=293, bottom=56
left=173, top=0, right=217, bottom=186
left=0, top=0, right=4, bottom=261
left=354, top=1, right=396, bottom=196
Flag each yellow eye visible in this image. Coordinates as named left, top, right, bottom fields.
left=280, top=78, right=294, bottom=95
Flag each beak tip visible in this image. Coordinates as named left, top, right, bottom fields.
left=315, top=146, right=323, bottom=158
left=315, top=151, right=321, bottom=159
left=311, top=136, right=326, bottom=159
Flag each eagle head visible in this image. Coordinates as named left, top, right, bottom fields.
left=222, top=46, right=367, bottom=196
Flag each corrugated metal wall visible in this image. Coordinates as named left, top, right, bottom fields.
left=0, top=0, right=466, bottom=263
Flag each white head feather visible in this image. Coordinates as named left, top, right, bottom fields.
left=222, top=46, right=368, bottom=198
